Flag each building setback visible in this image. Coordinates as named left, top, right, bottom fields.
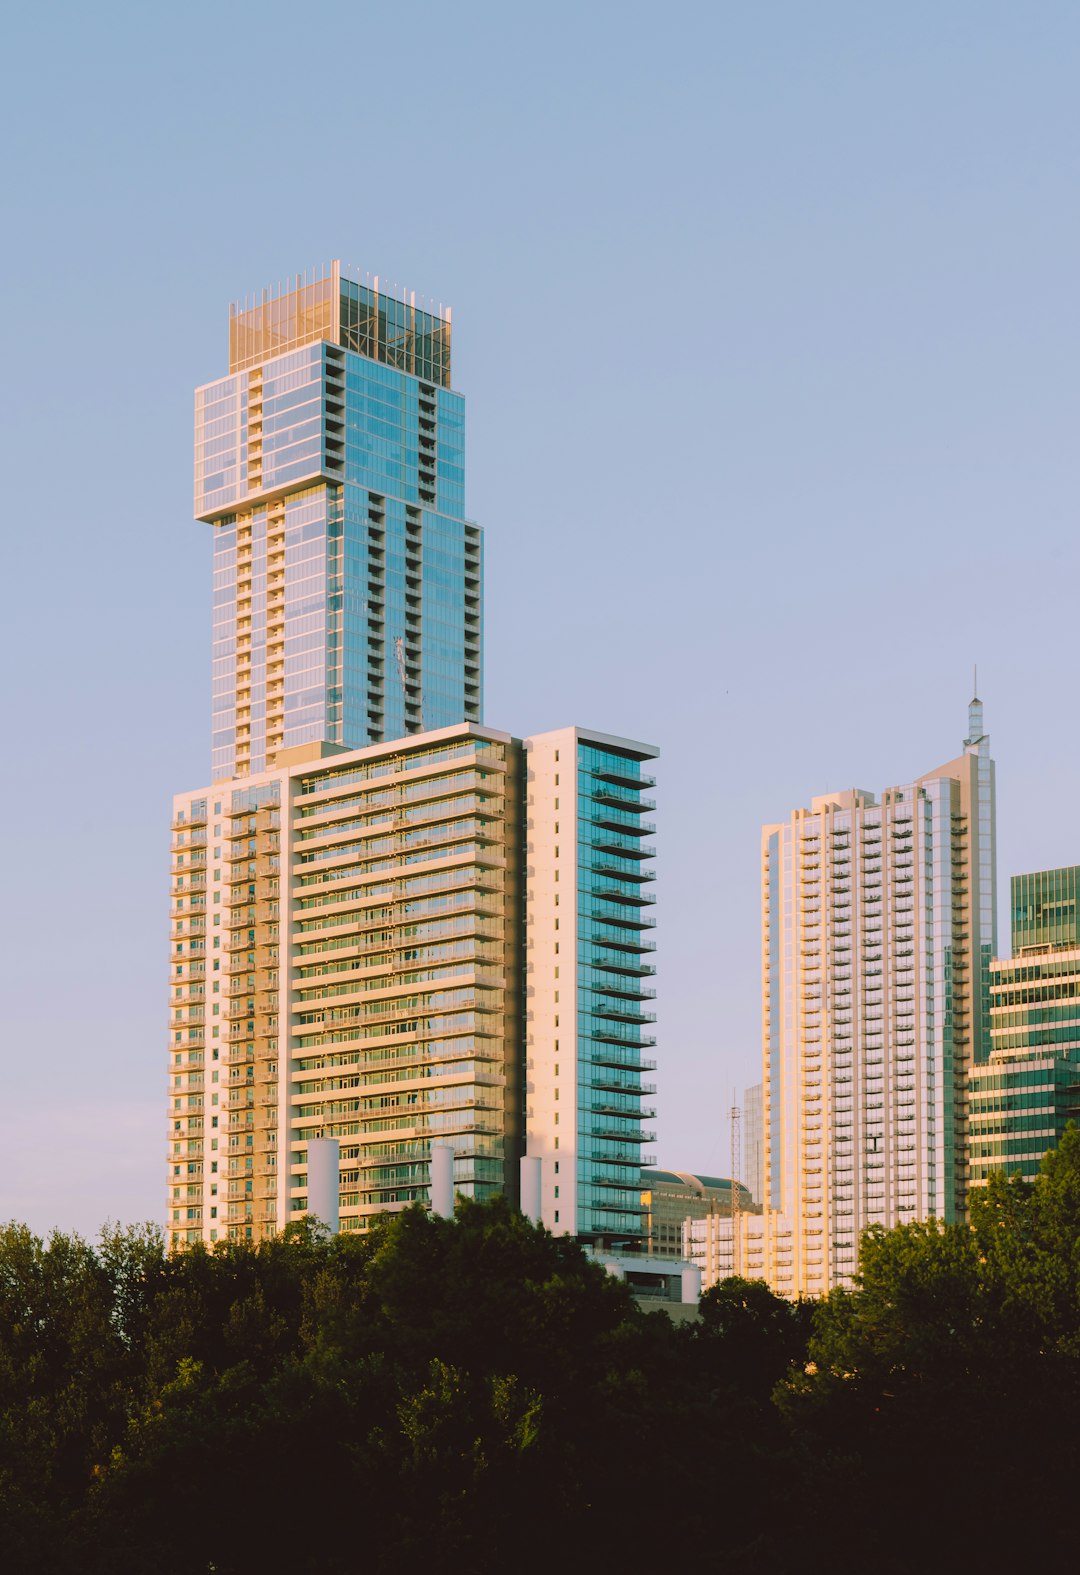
left=169, top=262, right=658, bottom=1254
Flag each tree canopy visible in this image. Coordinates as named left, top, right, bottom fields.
left=4, top=1133, right=1080, bottom=1572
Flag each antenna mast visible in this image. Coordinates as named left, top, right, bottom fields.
left=729, top=1096, right=741, bottom=1279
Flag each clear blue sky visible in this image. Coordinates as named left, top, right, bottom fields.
left=2, top=1, right=1078, bottom=1235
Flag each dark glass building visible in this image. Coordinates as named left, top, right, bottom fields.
left=969, top=866, right=1080, bottom=1184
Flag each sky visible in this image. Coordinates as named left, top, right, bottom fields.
left=1, top=0, right=1078, bottom=1236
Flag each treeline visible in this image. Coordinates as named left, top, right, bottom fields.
left=5, top=1134, right=1080, bottom=1573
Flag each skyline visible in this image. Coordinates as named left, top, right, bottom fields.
left=4, top=1, right=1080, bottom=1235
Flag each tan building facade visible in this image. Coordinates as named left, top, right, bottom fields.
left=168, top=724, right=522, bottom=1247
left=700, top=701, right=996, bottom=1298
left=168, top=722, right=656, bottom=1250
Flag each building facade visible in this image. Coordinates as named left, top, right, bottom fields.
left=168, top=723, right=656, bottom=1250
left=523, top=728, right=658, bottom=1246
left=968, top=866, right=1080, bottom=1184
left=196, top=262, right=481, bottom=782
left=710, top=699, right=996, bottom=1299
left=685, top=1207, right=792, bottom=1289
left=169, top=263, right=658, bottom=1252
left=743, top=1083, right=764, bottom=1205
left=639, top=1170, right=750, bottom=1258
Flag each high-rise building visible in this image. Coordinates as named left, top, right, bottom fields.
left=169, top=725, right=520, bottom=1246
left=195, top=262, right=481, bottom=782
left=523, top=728, right=658, bottom=1245
left=168, top=722, right=656, bottom=1250
left=700, top=699, right=996, bottom=1298
left=968, top=866, right=1080, bottom=1185
left=169, top=263, right=658, bottom=1254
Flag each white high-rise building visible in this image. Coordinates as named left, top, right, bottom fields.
left=689, top=699, right=995, bottom=1299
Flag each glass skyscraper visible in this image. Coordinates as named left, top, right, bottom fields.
left=969, top=865, right=1080, bottom=1184
left=194, top=262, right=481, bottom=782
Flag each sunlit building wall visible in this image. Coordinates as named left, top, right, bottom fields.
left=524, top=728, right=659, bottom=1246
left=167, top=722, right=657, bottom=1250
left=738, top=699, right=996, bottom=1298
left=743, top=1082, right=764, bottom=1204
left=195, top=261, right=481, bottom=783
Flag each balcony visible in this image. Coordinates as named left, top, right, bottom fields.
left=590, top=1003, right=657, bottom=1025
left=589, top=808, right=656, bottom=837
left=589, top=1046, right=657, bottom=1071
left=591, top=1075, right=656, bottom=1095
left=591, top=783, right=656, bottom=813
left=591, top=763, right=656, bottom=792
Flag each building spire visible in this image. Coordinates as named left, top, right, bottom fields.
left=965, top=679, right=986, bottom=753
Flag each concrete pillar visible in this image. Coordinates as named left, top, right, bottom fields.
left=307, top=1138, right=340, bottom=1234
left=681, top=1264, right=702, bottom=1305
left=520, top=1155, right=542, bottom=1223
left=430, top=1142, right=454, bottom=1218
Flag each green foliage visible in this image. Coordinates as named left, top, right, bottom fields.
left=778, top=1125, right=1080, bottom=1568
left=698, top=1274, right=814, bottom=1399
left=8, top=1148, right=1080, bottom=1574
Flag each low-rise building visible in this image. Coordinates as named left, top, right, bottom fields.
left=639, top=1169, right=751, bottom=1258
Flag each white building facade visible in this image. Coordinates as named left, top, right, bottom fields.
left=693, top=701, right=995, bottom=1298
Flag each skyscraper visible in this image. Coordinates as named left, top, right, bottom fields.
left=169, top=263, right=657, bottom=1251
left=195, top=262, right=481, bottom=781
left=968, top=865, right=1080, bottom=1184
left=693, top=699, right=996, bottom=1298
left=168, top=721, right=657, bottom=1250
left=169, top=724, right=520, bottom=1246
left=523, top=727, right=658, bottom=1244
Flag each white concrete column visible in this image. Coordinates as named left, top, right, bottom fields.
left=520, top=1155, right=542, bottom=1223
left=681, top=1263, right=702, bottom=1305
left=430, top=1142, right=454, bottom=1218
left=307, top=1138, right=340, bottom=1234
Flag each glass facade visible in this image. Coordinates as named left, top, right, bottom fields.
left=285, top=734, right=521, bottom=1231
left=1012, top=866, right=1080, bottom=955
left=574, top=741, right=657, bottom=1241
left=969, top=864, right=1080, bottom=1184
left=197, top=262, right=481, bottom=782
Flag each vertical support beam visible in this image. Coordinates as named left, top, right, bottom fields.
left=430, top=1142, right=454, bottom=1218
left=520, top=1155, right=542, bottom=1223
left=307, top=1137, right=340, bottom=1234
